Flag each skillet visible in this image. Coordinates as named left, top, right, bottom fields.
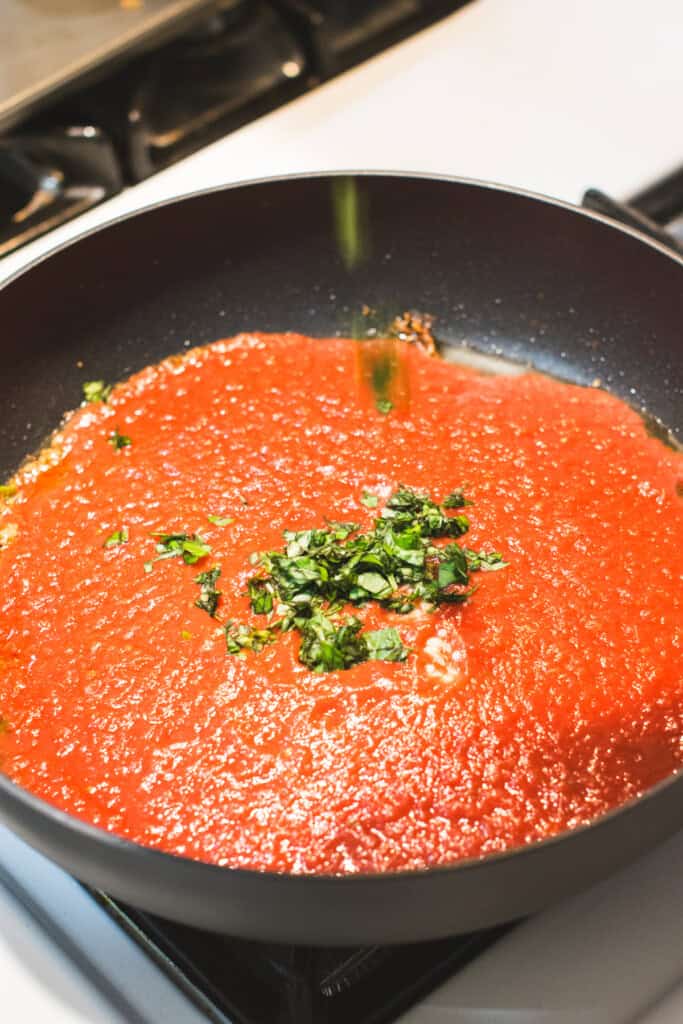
left=0, top=172, right=681, bottom=945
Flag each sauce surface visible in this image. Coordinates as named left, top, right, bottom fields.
left=1, top=333, right=682, bottom=874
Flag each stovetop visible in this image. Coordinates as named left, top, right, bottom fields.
left=95, top=893, right=510, bottom=1024
left=1, top=0, right=469, bottom=257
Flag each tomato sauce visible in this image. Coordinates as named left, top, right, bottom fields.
left=0, top=334, right=682, bottom=874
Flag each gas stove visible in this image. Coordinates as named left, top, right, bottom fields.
left=2, top=2, right=683, bottom=1023
left=0, top=0, right=467, bottom=257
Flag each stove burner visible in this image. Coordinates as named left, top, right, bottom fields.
left=0, top=126, right=122, bottom=258
left=0, top=2, right=470, bottom=258
left=92, top=890, right=510, bottom=1024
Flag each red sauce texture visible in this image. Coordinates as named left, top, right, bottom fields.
left=0, top=334, right=682, bottom=874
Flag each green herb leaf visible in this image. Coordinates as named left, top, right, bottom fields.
left=207, top=513, right=234, bottom=526
left=225, top=621, right=280, bottom=656
left=442, top=488, right=473, bottom=509
left=150, top=532, right=211, bottom=567
left=103, top=527, right=129, bottom=548
left=223, top=485, right=505, bottom=672
left=82, top=380, right=112, bottom=403
left=376, top=397, right=393, bottom=415
left=0, top=483, right=17, bottom=499
left=108, top=428, right=131, bottom=450
left=465, top=548, right=509, bottom=572
left=194, top=565, right=222, bottom=616
left=298, top=611, right=367, bottom=673
left=364, top=627, right=408, bottom=663
left=248, top=578, right=274, bottom=615
left=360, top=490, right=379, bottom=508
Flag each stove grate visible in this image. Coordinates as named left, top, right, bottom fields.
left=91, top=890, right=511, bottom=1024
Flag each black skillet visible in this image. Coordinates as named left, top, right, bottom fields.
left=0, top=173, right=682, bottom=945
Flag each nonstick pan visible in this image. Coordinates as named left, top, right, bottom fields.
left=0, top=173, right=682, bottom=945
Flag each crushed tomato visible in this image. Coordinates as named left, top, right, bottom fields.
left=0, top=333, right=682, bottom=874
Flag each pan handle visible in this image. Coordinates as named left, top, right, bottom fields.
left=583, top=168, right=683, bottom=255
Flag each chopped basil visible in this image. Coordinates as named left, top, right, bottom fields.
left=0, top=483, right=17, bottom=499
left=103, top=527, right=129, bottom=548
left=82, top=380, right=112, bottom=404
left=248, top=578, right=274, bottom=615
left=181, top=629, right=192, bottom=641
left=207, top=514, right=234, bottom=526
left=224, top=485, right=506, bottom=672
left=194, top=565, right=222, bottom=616
left=376, top=397, right=393, bottom=414
left=149, top=532, right=211, bottom=567
left=225, top=621, right=280, bottom=655
left=361, top=490, right=379, bottom=508
left=364, top=627, right=408, bottom=663
left=464, top=548, right=509, bottom=572
left=442, top=488, right=473, bottom=509
left=298, top=612, right=367, bottom=673
left=108, top=428, right=131, bottom=450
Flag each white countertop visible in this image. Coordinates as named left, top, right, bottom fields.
left=2, top=1, right=683, bottom=1021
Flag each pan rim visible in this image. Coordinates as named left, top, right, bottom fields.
left=0, top=170, right=681, bottom=299
left=1, top=169, right=682, bottom=890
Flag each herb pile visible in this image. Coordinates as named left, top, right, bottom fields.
left=226, top=486, right=507, bottom=673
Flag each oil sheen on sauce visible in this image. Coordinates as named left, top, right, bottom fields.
left=0, top=334, right=682, bottom=875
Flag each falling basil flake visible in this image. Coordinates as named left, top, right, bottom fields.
left=149, top=532, right=211, bottom=567
left=207, top=514, right=234, bottom=526
left=103, top=527, right=129, bottom=548
left=360, top=490, right=379, bottom=509
left=181, top=630, right=192, bottom=641
left=82, top=380, right=112, bottom=404
left=0, top=484, right=17, bottom=499
left=194, top=566, right=222, bottom=617
left=108, top=428, right=131, bottom=450
left=376, top=397, right=393, bottom=415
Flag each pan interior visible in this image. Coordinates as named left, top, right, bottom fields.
left=1, top=174, right=682, bottom=479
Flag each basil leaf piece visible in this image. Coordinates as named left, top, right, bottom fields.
left=225, top=621, right=280, bottom=656
left=298, top=612, right=367, bottom=673
left=364, top=627, right=408, bottom=663
left=248, top=578, right=274, bottom=615
left=151, top=532, right=211, bottom=566
left=207, top=514, right=234, bottom=526
left=82, top=380, right=112, bottom=403
left=103, top=527, right=128, bottom=548
left=442, top=488, right=473, bottom=509
left=361, top=490, right=379, bottom=508
left=108, top=428, right=131, bottom=450
left=194, top=566, right=222, bottom=617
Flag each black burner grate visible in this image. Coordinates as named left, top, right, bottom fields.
left=91, top=890, right=510, bottom=1024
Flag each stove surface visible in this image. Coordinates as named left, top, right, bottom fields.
left=1, top=0, right=214, bottom=132
left=94, top=894, right=510, bottom=1024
